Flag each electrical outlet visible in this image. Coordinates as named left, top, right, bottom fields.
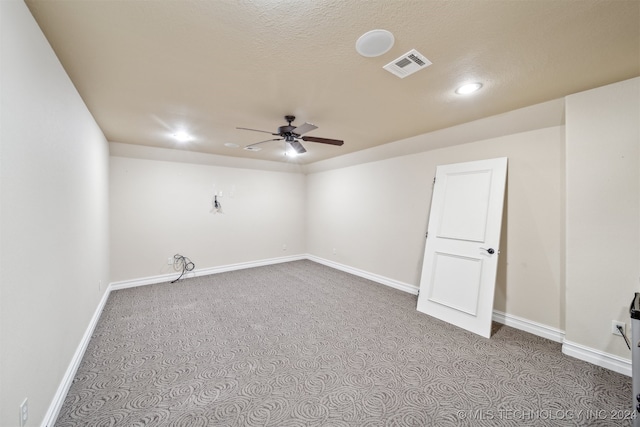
left=19, top=398, right=28, bottom=427
left=332, top=248, right=337, bottom=255
left=611, top=320, right=626, bottom=336
left=168, top=257, right=173, bottom=265
left=282, top=244, right=287, bottom=251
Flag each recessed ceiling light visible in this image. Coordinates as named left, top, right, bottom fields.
left=172, top=131, right=191, bottom=142
left=224, top=143, right=239, bottom=148
left=356, top=29, right=395, bottom=57
left=455, top=82, right=483, bottom=95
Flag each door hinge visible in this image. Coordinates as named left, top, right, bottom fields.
left=425, top=231, right=428, bottom=238
left=433, top=177, right=436, bottom=184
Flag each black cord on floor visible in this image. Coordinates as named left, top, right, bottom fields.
left=171, top=254, right=195, bottom=283
left=617, top=325, right=631, bottom=350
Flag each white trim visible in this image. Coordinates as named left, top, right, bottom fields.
left=110, top=254, right=307, bottom=291
left=562, top=339, right=631, bottom=377
left=305, top=254, right=420, bottom=295
left=42, top=287, right=112, bottom=427
left=110, top=141, right=303, bottom=174
left=307, top=257, right=631, bottom=378
left=305, top=256, right=570, bottom=345
left=44, top=255, right=630, bottom=426
left=303, top=257, right=633, bottom=378
left=43, top=254, right=305, bottom=426
left=110, top=271, right=179, bottom=291
left=492, top=310, right=565, bottom=343
left=197, top=254, right=306, bottom=276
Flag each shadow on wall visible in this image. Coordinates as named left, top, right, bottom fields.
left=494, top=181, right=509, bottom=313
left=413, top=174, right=437, bottom=288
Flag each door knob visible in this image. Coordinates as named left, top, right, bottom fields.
left=480, top=247, right=495, bottom=255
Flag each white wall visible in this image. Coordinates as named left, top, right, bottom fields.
left=307, top=125, right=566, bottom=331
left=1, top=5, right=636, bottom=425
left=307, top=77, right=640, bottom=366
left=110, top=155, right=306, bottom=283
left=565, top=77, right=640, bottom=359
left=0, top=1, right=110, bottom=426
left=111, top=103, right=567, bottom=334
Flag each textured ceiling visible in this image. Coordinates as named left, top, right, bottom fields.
left=26, top=0, right=640, bottom=164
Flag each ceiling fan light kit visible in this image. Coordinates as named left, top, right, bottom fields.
left=237, top=115, right=344, bottom=155
left=284, top=148, right=299, bottom=157
left=172, top=131, right=192, bottom=143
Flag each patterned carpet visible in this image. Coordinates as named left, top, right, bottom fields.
left=55, top=260, right=632, bottom=426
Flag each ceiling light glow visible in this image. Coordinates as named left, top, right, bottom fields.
left=173, top=131, right=191, bottom=142
left=455, top=82, right=483, bottom=95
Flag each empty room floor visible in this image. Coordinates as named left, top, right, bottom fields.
left=54, top=261, right=631, bottom=426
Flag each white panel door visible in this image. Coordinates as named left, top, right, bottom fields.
left=417, top=157, right=508, bottom=338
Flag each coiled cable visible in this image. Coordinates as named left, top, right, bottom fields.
left=171, top=254, right=195, bottom=283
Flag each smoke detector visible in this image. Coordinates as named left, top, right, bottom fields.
left=383, top=49, right=432, bottom=78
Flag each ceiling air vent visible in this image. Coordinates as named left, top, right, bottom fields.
left=383, top=49, right=432, bottom=79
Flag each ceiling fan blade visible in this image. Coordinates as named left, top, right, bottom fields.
left=236, top=127, right=278, bottom=135
left=292, top=122, right=318, bottom=136
left=246, top=138, right=282, bottom=148
left=301, top=136, right=344, bottom=146
left=289, top=140, right=307, bottom=154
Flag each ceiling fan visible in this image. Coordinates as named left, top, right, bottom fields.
left=237, top=115, right=344, bottom=154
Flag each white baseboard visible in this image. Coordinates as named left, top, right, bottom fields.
left=304, top=256, right=631, bottom=378
left=110, top=254, right=307, bottom=291
left=43, top=254, right=304, bottom=426
left=562, top=340, right=631, bottom=377
left=197, top=254, right=307, bottom=276
left=41, top=286, right=112, bottom=427
left=44, top=255, right=631, bottom=426
left=492, top=310, right=565, bottom=343
left=305, top=254, right=420, bottom=295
